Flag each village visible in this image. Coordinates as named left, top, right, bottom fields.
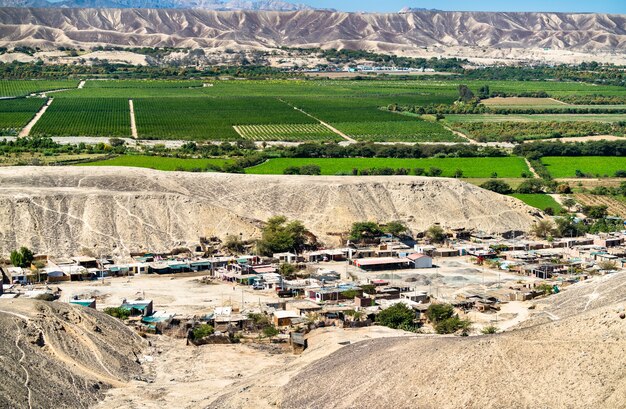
left=2, top=225, right=624, bottom=350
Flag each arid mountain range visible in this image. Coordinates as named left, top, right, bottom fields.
left=0, top=8, right=624, bottom=55
left=0, top=0, right=311, bottom=11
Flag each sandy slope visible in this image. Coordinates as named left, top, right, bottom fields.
left=0, top=299, right=145, bottom=409
left=0, top=166, right=542, bottom=256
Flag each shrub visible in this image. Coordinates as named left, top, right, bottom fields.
left=481, top=325, right=499, bottom=335
left=191, top=324, right=215, bottom=340
left=480, top=180, right=512, bottom=194
left=426, top=303, right=455, bottom=323
left=262, top=325, right=279, bottom=339
left=376, top=303, right=416, bottom=329
left=104, top=307, right=131, bottom=320
left=435, top=316, right=471, bottom=335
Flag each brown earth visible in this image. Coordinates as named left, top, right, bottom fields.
left=0, top=299, right=145, bottom=409
left=0, top=166, right=542, bottom=257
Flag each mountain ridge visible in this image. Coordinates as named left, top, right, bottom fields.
left=0, top=7, right=624, bottom=54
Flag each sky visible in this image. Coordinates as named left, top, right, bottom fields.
left=299, top=0, right=626, bottom=14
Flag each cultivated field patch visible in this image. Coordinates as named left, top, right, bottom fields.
left=31, top=98, right=131, bottom=137
left=332, top=120, right=463, bottom=142
left=78, top=155, right=234, bottom=171
left=510, top=194, right=563, bottom=213
left=0, top=98, right=46, bottom=135
left=236, top=123, right=339, bottom=141
left=542, top=156, right=626, bottom=178
left=246, top=157, right=529, bottom=178
left=0, top=80, right=80, bottom=97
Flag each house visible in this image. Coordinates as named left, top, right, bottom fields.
left=72, top=256, right=99, bottom=269
left=406, top=253, right=433, bottom=269
left=307, top=285, right=362, bottom=302
left=306, top=249, right=347, bottom=262
left=273, top=252, right=297, bottom=264
left=285, top=300, right=323, bottom=315
left=7, top=267, right=28, bottom=284
left=272, top=310, right=301, bottom=327
left=593, top=234, right=623, bottom=248
left=433, top=248, right=460, bottom=257
left=121, top=299, right=154, bottom=317
left=352, top=257, right=411, bottom=271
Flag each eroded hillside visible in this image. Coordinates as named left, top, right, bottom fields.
left=0, top=299, right=145, bottom=409
left=0, top=167, right=541, bottom=256
left=0, top=8, right=624, bottom=54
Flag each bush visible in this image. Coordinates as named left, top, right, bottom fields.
left=435, top=316, right=471, bottom=335
left=10, top=246, right=34, bottom=268
left=480, top=180, right=512, bottom=194
left=104, top=307, right=131, bottom=320
left=481, top=325, right=499, bottom=335
left=516, top=179, right=545, bottom=194
left=262, top=325, right=279, bottom=339
left=376, top=303, right=416, bottom=329
left=191, top=324, right=215, bottom=340
left=426, top=303, right=455, bottom=323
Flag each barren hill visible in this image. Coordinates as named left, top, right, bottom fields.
left=0, top=299, right=145, bottom=409
left=0, top=8, right=624, bottom=54
left=0, top=166, right=541, bottom=256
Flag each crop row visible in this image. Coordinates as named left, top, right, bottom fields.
left=0, top=80, right=79, bottom=97
left=84, top=80, right=204, bottom=89
left=134, top=97, right=316, bottom=140
left=0, top=98, right=46, bottom=134
left=31, top=98, right=130, bottom=137
left=332, top=120, right=463, bottom=142
left=452, top=121, right=625, bottom=143
left=236, top=123, right=339, bottom=141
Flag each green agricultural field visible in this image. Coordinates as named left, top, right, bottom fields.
left=510, top=194, right=564, bottom=213
left=0, top=98, right=46, bottom=135
left=0, top=80, right=80, bottom=98
left=84, top=80, right=204, bottom=88
left=236, top=123, right=340, bottom=141
left=542, top=156, right=626, bottom=178
left=134, top=97, right=316, bottom=140
left=333, top=120, right=463, bottom=142
left=78, top=155, right=234, bottom=171
left=246, top=157, right=529, bottom=178
left=31, top=98, right=131, bottom=137
left=450, top=121, right=624, bottom=142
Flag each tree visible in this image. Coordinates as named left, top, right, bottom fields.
left=103, top=307, right=131, bottom=320
left=384, top=220, right=408, bottom=238
left=530, top=220, right=556, bottom=238
left=10, top=246, right=34, bottom=268
left=562, top=197, right=576, bottom=211
left=516, top=179, right=545, bottom=194
left=478, top=84, right=490, bottom=99
left=426, top=303, right=455, bottom=323
left=224, top=235, right=245, bottom=254
left=376, top=303, right=416, bottom=330
left=582, top=205, right=608, bottom=219
left=453, top=169, right=463, bottom=178
left=426, top=225, right=446, bottom=243
left=428, top=167, right=443, bottom=177
left=480, top=180, right=512, bottom=194
left=257, top=216, right=311, bottom=256
left=191, top=324, right=214, bottom=340
left=457, top=84, right=475, bottom=103
left=349, top=221, right=383, bottom=242
left=278, top=263, right=296, bottom=278
left=300, top=164, right=321, bottom=175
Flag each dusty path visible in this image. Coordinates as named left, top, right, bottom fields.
left=524, top=158, right=541, bottom=178
left=548, top=97, right=568, bottom=105
left=77, top=80, right=86, bottom=89
left=442, top=124, right=477, bottom=144
left=18, top=98, right=52, bottom=137
left=278, top=98, right=355, bottom=142
left=129, top=99, right=138, bottom=139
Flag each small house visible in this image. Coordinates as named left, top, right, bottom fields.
left=272, top=310, right=301, bottom=327
left=121, top=299, right=154, bottom=317
left=406, top=253, right=433, bottom=269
